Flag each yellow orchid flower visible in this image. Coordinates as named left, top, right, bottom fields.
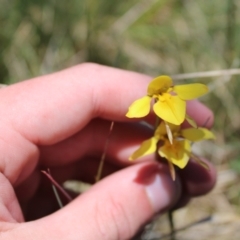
left=129, top=122, right=215, bottom=170
left=126, top=76, right=208, bottom=125
left=158, top=138, right=191, bottom=169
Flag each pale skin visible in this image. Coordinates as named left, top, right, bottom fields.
left=0, top=63, right=215, bottom=239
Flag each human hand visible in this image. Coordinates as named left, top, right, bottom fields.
left=0, top=63, right=216, bottom=239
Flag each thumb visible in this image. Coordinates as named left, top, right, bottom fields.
left=8, top=162, right=180, bottom=240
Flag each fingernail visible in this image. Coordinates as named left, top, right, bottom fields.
left=145, top=172, right=178, bottom=213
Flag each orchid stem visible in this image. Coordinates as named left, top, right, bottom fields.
left=51, top=181, right=64, bottom=208
left=168, top=210, right=176, bottom=240
left=154, top=115, right=160, bottom=130
left=95, top=121, right=114, bottom=182
left=154, top=116, right=176, bottom=239
left=42, top=169, right=72, bottom=204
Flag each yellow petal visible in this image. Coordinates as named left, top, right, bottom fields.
left=129, top=137, right=158, bottom=160
left=153, top=95, right=186, bottom=125
left=159, top=139, right=190, bottom=169
left=173, top=83, right=208, bottom=100
left=155, top=121, right=180, bottom=144
left=165, top=122, right=173, bottom=144
left=126, top=96, right=151, bottom=118
left=147, top=75, right=173, bottom=95
left=155, top=121, right=167, bottom=137
left=185, top=114, right=197, bottom=128
left=167, top=160, right=176, bottom=181
left=181, top=128, right=215, bottom=142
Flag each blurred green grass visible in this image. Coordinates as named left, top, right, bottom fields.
left=1, top=0, right=240, bottom=238
left=2, top=0, right=240, bottom=82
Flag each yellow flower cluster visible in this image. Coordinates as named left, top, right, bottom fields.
left=126, top=76, right=214, bottom=178
left=126, top=75, right=208, bottom=125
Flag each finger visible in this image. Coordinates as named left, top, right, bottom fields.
left=6, top=162, right=181, bottom=240
left=0, top=173, right=24, bottom=223
left=18, top=158, right=119, bottom=219
left=15, top=157, right=121, bottom=203
left=0, top=64, right=152, bottom=185
left=178, top=158, right=216, bottom=197
left=186, top=100, right=214, bottom=128
left=17, top=158, right=216, bottom=219
left=0, top=63, right=151, bottom=145
left=172, top=159, right=216, bottom=210
left=39, top=120, right=153, bottom=166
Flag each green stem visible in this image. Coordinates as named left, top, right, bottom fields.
left=153, top=116, right=176, bottom=239
left=42, top=169, right=72, bottom=205
left=95, top=121, right=114, bottom=182
left=168, top=210, right=176, bottom=240
left=154, top=115, right=161, bottom=130
left=52, top=183, right=64, bottom=209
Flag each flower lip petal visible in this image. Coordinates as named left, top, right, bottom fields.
left=153, top=95, right=186, bottom=125
left=173, top=83, right=208, bottom=100
left=147, top=76, right=173, bottom=95
left=159, top=139, right=191, bottom=169
left=185, top=114, right=197, bottom=128
left=126, top=96, right=151, bottom=118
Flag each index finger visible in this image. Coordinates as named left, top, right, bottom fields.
left=0, top=63, right=151, bottom=145
left=0, top=63, right=213, bottom=146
